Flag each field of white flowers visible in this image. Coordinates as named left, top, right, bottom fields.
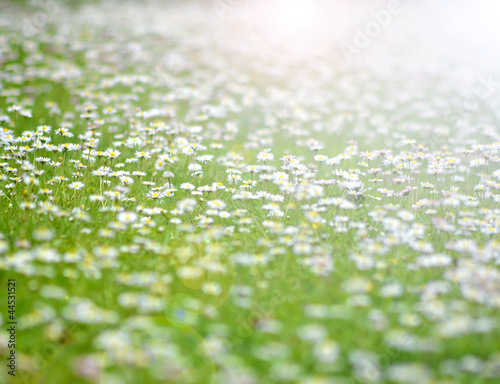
left=1, top=0, right=500, bottom=383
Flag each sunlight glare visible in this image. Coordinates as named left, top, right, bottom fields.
left=246, top=0, right=345, bottom=60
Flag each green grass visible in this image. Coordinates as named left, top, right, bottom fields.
left=1, top=2, right=500, bottom=384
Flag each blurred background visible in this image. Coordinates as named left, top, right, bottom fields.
left=3, top=0, right=500, bottom=69
left=2, top=0, right=500, bottom=100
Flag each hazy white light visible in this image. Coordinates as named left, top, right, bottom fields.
left=246, top=0, right=345, bottom=60
left=271, top=0, right=317, bottom=38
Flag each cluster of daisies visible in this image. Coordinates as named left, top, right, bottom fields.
left=0, top=1, right=499, bottom=383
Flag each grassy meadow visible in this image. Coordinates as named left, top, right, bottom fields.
left=0, top=1, right=500, bottom=383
